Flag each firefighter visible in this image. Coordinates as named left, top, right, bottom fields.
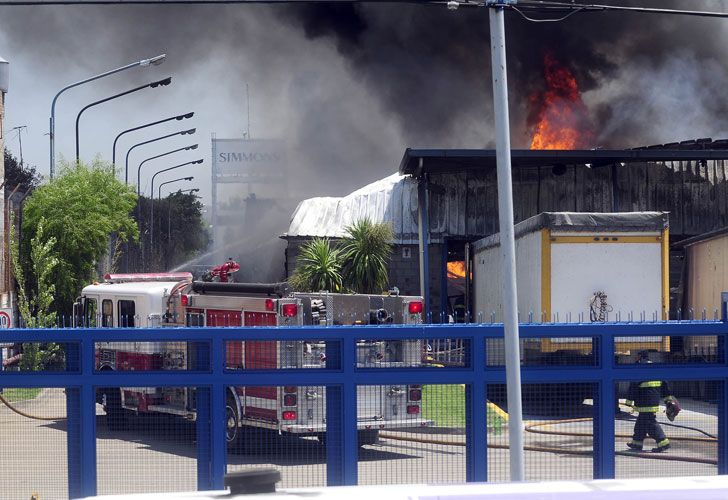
left=625, top=352, right=674, bottom=453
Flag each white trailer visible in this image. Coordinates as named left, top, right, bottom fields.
left=473, top=212, right=670, bottom=361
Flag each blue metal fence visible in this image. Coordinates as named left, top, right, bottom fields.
left=1, top=321, right=728, bottom=498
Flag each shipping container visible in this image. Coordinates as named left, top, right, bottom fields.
left=473, top=212, right=670, bottom=362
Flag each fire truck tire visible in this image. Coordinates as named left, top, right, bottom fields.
left=226, top=398, right=242, bottom=451
left=103, top=388, right=128, bottom=431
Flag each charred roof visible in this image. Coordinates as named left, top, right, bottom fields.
left=399, top=139, right=728, bottom=178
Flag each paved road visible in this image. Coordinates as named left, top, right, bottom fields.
left=0, top=390, right=719, bottom=499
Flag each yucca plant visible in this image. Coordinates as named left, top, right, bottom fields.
left=340, top=219, right=393, bottom=294
left=289, top=238, right=343, bottom=292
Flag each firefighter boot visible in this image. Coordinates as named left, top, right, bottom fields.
left=626, top=441, right=643, bottom=452
left=652, top=440, right=670, bottom=453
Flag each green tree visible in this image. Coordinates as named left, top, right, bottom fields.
left=125, top=191, right=210, bottom=272
left=4, top=148, right=40, bottom=195
left=21, top=159, right=138, bottom=313
left=289, top=238, right=343, bottom=292
left=10, top=214, right=63, bottom=369
left=339, top=219, right=393, bottom=294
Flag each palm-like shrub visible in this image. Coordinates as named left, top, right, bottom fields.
left=289, top=238, right=343, bottom=292
left=340, top=219, right=393, bottom=294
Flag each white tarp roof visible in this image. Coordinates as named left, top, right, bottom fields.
left=284, top=173, right=419, bottom=244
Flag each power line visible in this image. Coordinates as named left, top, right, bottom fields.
left=510, top=1, right=728, bottom=20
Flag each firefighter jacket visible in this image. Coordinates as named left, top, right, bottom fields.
left=626, top=380, right=673, bottom=413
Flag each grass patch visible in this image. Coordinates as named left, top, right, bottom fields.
left=422, top=384, right=466, bottom=427
left=1, top=388, right=42, bottom=402
left=422, top=385, right=507, bottom=433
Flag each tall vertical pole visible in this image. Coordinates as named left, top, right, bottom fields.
left=488, top=1, right=525, bottom=481
left=211, top=133, right=219, bottom=251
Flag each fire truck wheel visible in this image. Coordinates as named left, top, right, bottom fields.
left=226, top=399, right=241, bottom=451
left=103, top=388, right=128, bottom=431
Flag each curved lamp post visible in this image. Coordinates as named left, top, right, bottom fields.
left=75, top=77, right=172, bottom=164
left=49, top=53, right=165, bottom=178
left=150, top=160, right=203, bottom=260
left=158, top=176, right=193, bottom=200
left=124, top=128, right=196, bottom=184
left=167, top=187, right=199, bottom=256
left=112, top=112, right=194, bottom=167
left=137, top=144, right=198, bottom=198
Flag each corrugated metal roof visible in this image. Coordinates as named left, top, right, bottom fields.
left=284, top=173, right=420, bottom=244
left=399, top=147, right=728, bottom=177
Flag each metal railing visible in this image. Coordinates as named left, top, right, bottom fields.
left=1, top=321, right=728, bottom=498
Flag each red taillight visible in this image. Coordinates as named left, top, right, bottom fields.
left=282, top=411, right=297, bottom=420
left=284, top=386, right=297, bottom=394
left=282, top=303, right=298, bottom=317
left=265, top=299, right=275, bottom=311
left=408, top=389, right=422, bottom=401
left=283, top=394, right=297, bottom=407
left=407, top=405, right=420, bottom=414
left=180, top=295, right=189, bottom=306
left=408, top=301, right=423, bottom=314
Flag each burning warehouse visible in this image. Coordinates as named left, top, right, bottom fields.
left=284, top=142, right=728, bottom=320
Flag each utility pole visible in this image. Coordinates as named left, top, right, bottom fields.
left=10, top=125, right=26, bottom=166
left=0, top=56, right=9, bottom=299
left=486, top=0, right=525, bottom=482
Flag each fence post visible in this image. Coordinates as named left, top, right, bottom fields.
left=719, top=326, right=728, bottom=475
left=593, top=333, right=615, bottom=479
left=466, top=329, right=488, bottom=482
left=67, top=337, right=97, bottom=498
left=210, top=334, right=226, bottom=489
left=326, top=335, right=358, bottom=485
left=195, top=340, right=214, bottom=490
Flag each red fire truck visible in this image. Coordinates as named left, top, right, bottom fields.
left=76, top=273, right=430, bottom=449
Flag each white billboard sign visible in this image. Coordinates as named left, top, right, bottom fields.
left=212, top=138, right=286, bottom=184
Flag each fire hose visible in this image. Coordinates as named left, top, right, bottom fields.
left=379, top=405, right=719, bottom=466
left=0, top=390, right=719, bottom=466
left=0, top=392, right=66, bottom=421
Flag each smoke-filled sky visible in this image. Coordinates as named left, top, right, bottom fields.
left=2, top=0, right=728, bottom=210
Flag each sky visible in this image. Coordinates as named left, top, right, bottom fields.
left=2, top=1, right=728, bottom=268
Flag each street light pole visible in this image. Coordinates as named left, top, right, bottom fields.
left=158, top=176, right=194, bottom=201
left=168, top=188, right=199, bottom=268
left=487, top=0, right=524, bottom=481
left=150, top=160, right=203, bottom=263
left=137, top=144, right=198, bottom=198
left=49, top=53, right=166, bottom=179
left=124, top=128, right=196, bottom=185
left=75, top=77, right=172, bottom=164
left=112, top=112, right=194, bottom=167
left=168, top=188, right=199, bottom=236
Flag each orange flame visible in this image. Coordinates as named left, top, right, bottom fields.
left=447, top=261, right=467, bottom=279
left=529, top=54, right=593, bottom=150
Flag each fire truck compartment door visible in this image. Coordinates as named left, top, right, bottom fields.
left=357, top=385, right=384, bottom=420
left=300, top=386, right=326, bottom=425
